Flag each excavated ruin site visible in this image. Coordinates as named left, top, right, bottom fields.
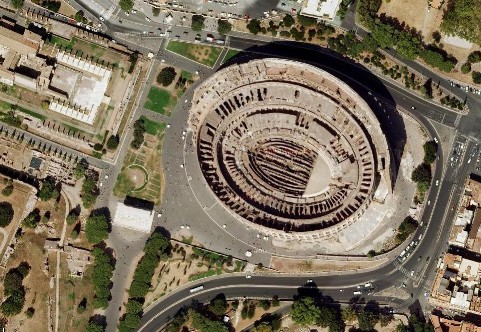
left=188, top=58, right=392, bottom=240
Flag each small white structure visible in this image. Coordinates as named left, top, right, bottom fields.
left=301, top=0, right=343, bottom=20
left=113, top=202, right=155, bottom=232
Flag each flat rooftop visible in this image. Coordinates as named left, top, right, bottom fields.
left=113, top=201, right=154, bottom=233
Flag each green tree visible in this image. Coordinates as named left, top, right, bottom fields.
left=461, top=62, right=472, bottom=74
left=1, top=178, right=14, bottom=197
left=297, top=14, right=316, bottom=27
left=25, top=307, right=35, bottom=318
left=11, top=0, right=24, bottom=9
left=74, top=10, right=85, bottom=22
left=357, top=309, right=379, bottom=331
left=106, top=135, right=120, bottom=150
left=119, top=0, right=133, bottom=12
left=291, top=296, right=320, bottom=325
left=86, top=321, right=105, bottom=332
left=412, top=163, right=432, bottom=183
left=217, top=19, right=232, bottom=35
left=440, top=0, right=481, bottom=45
left=191, top=310, right=228, bottom=332
left=22, top=210, right=41, bottom=228
left=423, top=141, right=438, bottom=164
left=131, top=118, right=146, bottom=149
left=209, top=296, right=227, bottom=316
left=3, top=270, right=23, bottom=296
left=342, top=306, right=357, bottom=322
left=247, top=19, right=262, bottom=34
left=282, top=14, right=295, bottom=28
left=38, top=178, right=59, bottom=201
left=0, top=202, right=14, bottom=227
left=157, top=67, right=177, bottom=87
left=91, top=247, right=115, bottom=308
left=191, top=15, right=205, bottom=31
left=0, top=288, right=25, bottom=316
left=85, top=214, right=109, bottom=244
left=468, top=51, right=481, bottom=63
left=472, top=71, right=481, bottom=84
left=81, top=177, right=99, bottom=209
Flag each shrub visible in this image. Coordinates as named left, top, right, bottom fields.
left=157, top=67, right=177, bottom=87
left=11, top=0, right=24, bottom=8
left=25, top=307, right=35, bottom=318
left=131, top=119, right=146, bottom=149
left=38, top=177, right=59, bottom=201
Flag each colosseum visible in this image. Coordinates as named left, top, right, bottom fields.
left=188, top=58, right=393, bottom=241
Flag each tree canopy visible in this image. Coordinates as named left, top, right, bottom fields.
left=247, top=19, right=262, bottom=34
left=11, top=0, right=24, bottom=9
left=85, top=214, right=109, bottom=244
left=0, top=202, right=14, bottom=227
left=81, top=177, right=99, bottom=209
left=92, top=248, right=115, bottom=308
left=291, top=296, right=321, bottom=325
left=440, top=0, right=481, bottom=45
left=282, top=14, right=295, bottom=28
left=217, top=19, right=232, bottom=35
left=22, top=210, right=41, bottom=228
left=191, top=311, right=228, bottom=332
left=191, top=15, right=205, bottom=31
left=412, top=163, right=432, bottom=183
left=119, top=0, right=134, bottom=12
left=473, top=71, right=481, bottom=84
left=423, top=141, right=438, bottom=164
left=106, top=135, right=120, bottom=150
left=38, top=177, right=59, bottom=201
left=157, top=67, right=177, bottom=87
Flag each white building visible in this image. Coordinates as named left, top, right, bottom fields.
left=113, top=202, right=155, bottom=233
left=300, top=0, right=343, bottom=20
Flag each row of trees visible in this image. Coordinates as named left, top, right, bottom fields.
left=118, top=231, right=171, bottom=332
left=131, top=118, right=147, bottom=149
left=91, top=248, right=115, bottom=309
left=357, top=0, right=457, bottom=72
left=411, top=140, right=437, bottom=199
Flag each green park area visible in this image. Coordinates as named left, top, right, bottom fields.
left=144, top=87, right=177, bottom=115
left=113, top=116, right=165, bottom=204
left=166, top=40, right=223, bottom=67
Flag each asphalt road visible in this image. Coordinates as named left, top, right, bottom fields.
left=135, top=36, right=472, bottom=332
left=16, top=2, right=481, bottom=331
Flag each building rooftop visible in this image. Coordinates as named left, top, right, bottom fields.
left=301, top=0, right=342, bottom=20
left=113, top=201, right=154, bottom=233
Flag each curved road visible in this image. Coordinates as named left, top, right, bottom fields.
left=136, top=38, right=468, bottom=332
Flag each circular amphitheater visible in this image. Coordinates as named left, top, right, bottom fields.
left=188, top=58, right=392, bottom=241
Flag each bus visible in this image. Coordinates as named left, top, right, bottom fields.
left=190, top=285, right=204, bottom=294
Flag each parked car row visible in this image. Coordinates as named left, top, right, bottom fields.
left=448, top=80, right=481, bottom=95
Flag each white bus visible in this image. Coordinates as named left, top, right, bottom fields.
left=190, top=286, right=204, bottom=294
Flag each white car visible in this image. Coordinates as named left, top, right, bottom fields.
left=411, top=270, right=415, bottom=276
left=245, top=250, right=252, bottom=257
left=436, top=180, right=439, bottom=186
left=99, top=16, right=105, bottom=21
left=246, top=275, right=251, bottom=279
left=125, top=11, right=130, bottom=16
left=145, top=17, right=151, bottom=22
left=411, top=106, right=416, bottom=110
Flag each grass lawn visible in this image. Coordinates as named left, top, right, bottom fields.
left=166, top=41, right=223, bottom=67
left=17, top=106, right=46, bottom=120
left=140, top=115, right=166, bottom=135
left=49, top=36, right=77, bottom=50
left=223, top=49, right=241, bottom=63
left=144, top=87, right=176, bottom=115
left=181, top=70, right=192, bottom=81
